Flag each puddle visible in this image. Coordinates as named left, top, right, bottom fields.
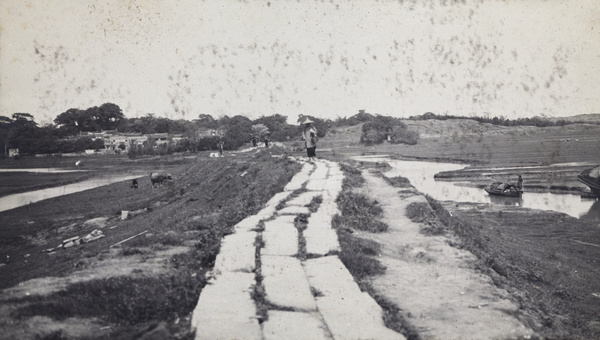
left=0, top=175, right=142, bottom=213
left=355, top=156, right=597, bottom=218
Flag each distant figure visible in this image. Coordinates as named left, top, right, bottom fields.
left=217, top=140, right=224, bottom=156
left=264, top=137, right=270, bottom=148
left=131, top=179, right=138, bottom=189
left=251, top=137, right=257, bottom=147
left=517, top=175, right=523, bottom=191
left=301, top=118, right=318, bottom=161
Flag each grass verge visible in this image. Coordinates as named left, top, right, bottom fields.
left=332, top=163, right=418, bottom=339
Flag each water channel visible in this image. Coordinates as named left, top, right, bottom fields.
left=355, top=156, right=598, bottom=219
left=0, top=174, right=142, bottom=213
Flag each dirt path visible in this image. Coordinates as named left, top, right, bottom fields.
left=356, top=170, right=534, bottom=340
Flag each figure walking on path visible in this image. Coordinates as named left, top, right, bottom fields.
left=302, top=118, right=318, bottom=162
left=251, top=137, right=257, bottom=147
left=264, top=137, right=270, bottom=148
left=517, top=175, right=523, bottom=191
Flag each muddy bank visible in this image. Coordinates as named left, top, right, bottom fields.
left=356, top=171, right=533, bottom=339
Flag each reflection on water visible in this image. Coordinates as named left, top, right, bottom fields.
left=355, top=156, right=597, bottom=219
left=0, top=175, right=141, bottom=213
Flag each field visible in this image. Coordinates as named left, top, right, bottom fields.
left=0, top=149, right=300, bottom=339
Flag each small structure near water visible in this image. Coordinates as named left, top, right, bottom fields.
left=485, top=182, right=523, bottom=197
left=577, top=165, right=600, bottom=198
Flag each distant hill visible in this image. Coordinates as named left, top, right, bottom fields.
left=556, top=113, right=600, bottom=123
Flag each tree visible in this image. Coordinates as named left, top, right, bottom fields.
left=360, top=115, right=413, bottom=145
left=95, top=103, right=125, bottom=130
left=197, top=114, right=216, bottom=128
left=251, top=124, right=270, bottom=142
left=219, top=115, right=253, bottom=149
left=54, top=103, right=124, bottom=133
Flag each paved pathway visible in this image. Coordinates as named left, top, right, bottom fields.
left=191, top=158, right=405, bottom=340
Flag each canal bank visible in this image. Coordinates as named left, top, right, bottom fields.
left=354, top=156, right=600, bottom=339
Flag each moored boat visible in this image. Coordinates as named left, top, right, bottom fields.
left=577, top=165, right=600, bottom=198
left=485, top=181, right=523, bottom=197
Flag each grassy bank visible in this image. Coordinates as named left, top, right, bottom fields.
left=0, top=149, right=301, bottom=339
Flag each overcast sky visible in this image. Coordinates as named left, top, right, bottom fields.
left=1, top=0, right=599, bottom=125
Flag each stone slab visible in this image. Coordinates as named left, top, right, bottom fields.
left=233, top=215, right=262, bottom=231
left=310, top=162, right=329, bottom=179
left=306, top=179, right=328, bottom=191
left=286, top=191, right=322, bottom=207
left=316, top=294, right=405, bottom=340
left=263, top=218, right=298, bottom=256
left=265, top=191, right=292, bottom=208
left=261, top=255, right=316, bottom=311
left=212, top=231, right=257, bottom=275
left=304, top=227, right=339, bottom=255
left=191, top=272, right=261, bottom=340
left=263, top=311, right=332, bottom=340
left=278, top=206, right=310, bottom=215
left=317, top=201, right=341, bottom=217
left=303, top=256, right=362, bottom=298
left=284, top=163, right=314, bottom=191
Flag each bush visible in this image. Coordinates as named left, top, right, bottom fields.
left=360, top=115, right=418, bottom=145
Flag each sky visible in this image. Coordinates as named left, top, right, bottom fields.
left=1, top=0, right=599, bottom=125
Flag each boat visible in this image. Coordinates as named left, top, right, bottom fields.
left=485, top=181, right=523, bottom=197
left=577, top=165, right=600, bottom=198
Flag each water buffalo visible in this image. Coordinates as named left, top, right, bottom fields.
left=150, top=172, right=172, bottom=188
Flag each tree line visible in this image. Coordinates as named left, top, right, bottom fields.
left=0, top=103, right=336, bottom=157
left=0, top=104, right=425, bottom=157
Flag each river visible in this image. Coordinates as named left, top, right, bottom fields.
left=355, top=156, right=597, bottom=219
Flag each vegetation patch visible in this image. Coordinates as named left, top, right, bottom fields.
left=339, top=161, right=364, bottom=189
left=335, top=191, right=388, bottom=233
left=382, top=175, right=412, bottom=188
left=14, top=269, right=206, bottom=326
left=404, top=201, right=446, bottom=236
left=306, top=195, right=322, bottom=213
left=333, top=229, right=385, bottom=279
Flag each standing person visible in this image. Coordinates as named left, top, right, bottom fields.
left=217, top=139, right=224, bottom=157
left=251, top=137, right=257, bottom=147
left=517, top=175, right=523, bottom=192
left=264, top=137, right=270, bottom=148
left=301, top=118, right=318, bottom=162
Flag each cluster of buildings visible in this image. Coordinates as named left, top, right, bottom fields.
left=79, top=131, right=185, bottom=154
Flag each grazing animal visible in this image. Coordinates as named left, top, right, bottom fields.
left=131, top=179, right=138, bottom=189
left=150, top=172, right=173, bottom=188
